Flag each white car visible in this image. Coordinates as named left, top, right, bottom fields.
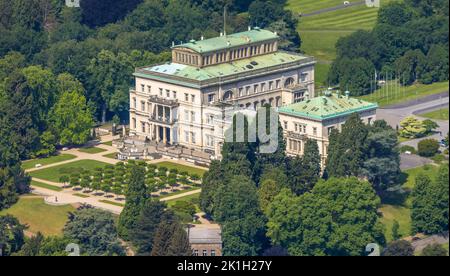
left=344, top=1, right=351, bottom=5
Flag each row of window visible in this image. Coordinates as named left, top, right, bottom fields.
left=175, top=52, right=200, bottom=66
left=284, top=121, right=318, bottom=136
left=202, top=42, right=277, bottom=66
left=193, top=249, right=217, bottom=256
left=137, top=85, right=197, bottom=103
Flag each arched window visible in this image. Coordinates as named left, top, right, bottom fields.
left=284, top=77, right=295, bottom=88
left=223, top=90, right=233, bottom=101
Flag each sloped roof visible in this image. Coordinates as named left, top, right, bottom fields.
left=278, top=93, right=378, bottom=121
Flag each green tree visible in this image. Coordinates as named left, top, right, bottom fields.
left=382, top=240, right=414, bottom=256
left=325, top=113, right=368, bottom=178
left=392, top=220, right=401, bottom=241
left=411, top=167, right=449, bottom=235
left=258, top=179, right=282, bottom=216
left=87, top=50, right=133, bottom=122
left=118, top=165, right=148, bottom=239
left=151, top=211, right=191, bottom=256
left=64, top=208, right=125, bottom=256
left=417, top=139, right=440, bottom=157
left=399, top=116, right=427, bottom=138
left=362, top=120, right=401, bottom=192
left=267, top=178, right=384, bottom=256
left=50, top=90, right=94, bottom=146
left=421, top=244, right=448, bottom=256
left=129, top=200, right=167, bottom=255
left=0, top=215, right=25, bottom=256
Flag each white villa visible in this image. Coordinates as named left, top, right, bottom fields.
left=126, top=28, right=377, bottom=165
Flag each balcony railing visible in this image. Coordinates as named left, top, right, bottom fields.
left=148, top=95, right=179, bottom=107
left=149, top=115, right=177, bottom=125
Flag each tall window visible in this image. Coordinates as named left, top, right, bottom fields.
left=141, top=84, right=145, bottom=92
left=191, top=95, right=195, bottom=103
left=191, top=132, right=196, bottom=144
left=184, top=131, right=189, bottom=143
left=133, top=97, right=137, bottom=108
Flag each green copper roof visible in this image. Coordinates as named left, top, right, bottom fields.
left=135, top=51, right=313, bottom=87
left=172, top=29, right=279, bottom=54
left=278, top=93, right=378, bottom=121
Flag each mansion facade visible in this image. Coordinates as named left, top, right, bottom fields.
left=128, top=28, right=377, bottom=164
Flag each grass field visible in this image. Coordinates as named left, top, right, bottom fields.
left=0, top=197, right=75, bottom=236
left=286, top=0, right=343, bottom=14
left=78, top=147, right=107, bottom=154
left=159, top=187, right=201, bottom=199
left=102, top=141, right=113, bottom=146
left=155, top=161, right=207, bottom=177
left=166, top=192, right=201, bottom=212
left=419, top=108, right=449, bottom=121
left=31, top=180, right=63, bottom=192
left=29, top=160, right=110, bottom=182
left=99, top=200, right=124, bottom=207
left=103, top=152, right=118, bottom=159
left=22, top=154, right=77, bottom=170
left=379, top=204, right=412, bottom=242
left=359, top=81, right=449, bottom=107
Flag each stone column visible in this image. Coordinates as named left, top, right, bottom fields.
left=163, top=127, right=167, bottom=144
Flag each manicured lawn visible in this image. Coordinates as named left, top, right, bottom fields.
left=419, top=108, right=449, bottom=121
left=73, top=193, right=90, bottom=198
left=103, top=152, right=118, bottom=159
left=359, top=81, right=449, bottom=107
left=314, top=62, right=332, bottom=89
left=166, top=193, right=201, bottom=213
left=102, top=141, right=113, bottom=146
left=400, top=164, right=441, bottom=190
left=379, top=204, right=412, bottom=243
left=158, top=187, right=201, bottom=199
left=300, top=30, right=352, bottom=62
left=155, top=161, right=207, bottom=177
left=29, top=160, right=110, bottom=182
left=99, top=200, right=124, bottom=207
left=31, top=180, right=63, bottom=192
left=78, top=147, right=107, bottom=154
left=22, top=154, right=77, bottom=170
left=0, top=197, right=75, bottom=236
left=286, top=0, right=343, bottom=14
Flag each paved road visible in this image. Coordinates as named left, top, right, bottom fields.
left=411, top=232, right=449, bottom=254
left=399, top=153, right=433, bottom=170
left=377, top=96, right=449, bottom=148
left=301, top=1, right=365, bottom=17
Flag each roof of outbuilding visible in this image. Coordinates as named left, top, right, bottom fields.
left=278, top=92, right=378, bottom=121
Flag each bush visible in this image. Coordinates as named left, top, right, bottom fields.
left=421, top=244, right=447, bottom=256
left=171, top=201, right=196, bottom=217
left=431, top=154, right=446, bottom=164
left=418, top=139, right=440, bottom=157
left=400, top=145, right=416, bottom=154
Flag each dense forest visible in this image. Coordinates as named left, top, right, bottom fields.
left=328, top=0, right=449, bottom=96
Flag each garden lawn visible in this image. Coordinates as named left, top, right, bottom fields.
left=155, top=161, right=207, bottom=177
left=78, top=147, right=107, bottom=154
left=103, top=152, right=118, bottom=159
left=0, top=197, right=75, bottom=236
left=419, top=108, right=449, bottom=121
left=29, top=160, right=110, bottom=182
left=359, top=81, right=449, bottom=107
left=286, top=0, right=343, bottom=14
left=158, top=187, right=201, bottom=199
left=379, top=204, right=412, bottom=243
left=31, top=180, right=63, bottom=192
left=166, top=193, right=201, bottom=212
left=22, top=154, right=77, bottom=170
